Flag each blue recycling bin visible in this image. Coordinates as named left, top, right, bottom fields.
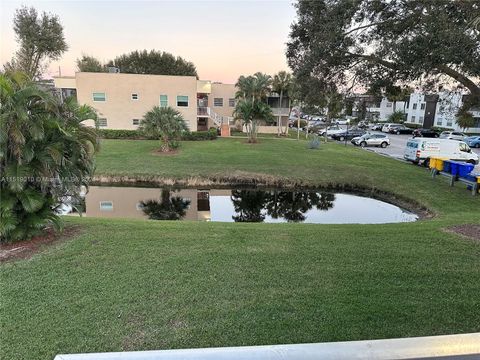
left=458, top=163, right=475, bottom=178
left=443, top=160, right=451, bottom=173
left=449, top=161, right=460, bottom=176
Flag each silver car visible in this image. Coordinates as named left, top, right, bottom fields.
left=439, top=131, right=466, bottom=141
left=352, top=133, right=390, bottom=148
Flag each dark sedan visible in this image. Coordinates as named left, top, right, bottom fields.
left=388, top=125, right=414, bottom=135
left=331, top=129, right=366, bottom=141
left=412, top=128, right=440, bottom=138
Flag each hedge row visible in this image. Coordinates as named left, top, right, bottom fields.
left=97, top=128, right=218, bottom=141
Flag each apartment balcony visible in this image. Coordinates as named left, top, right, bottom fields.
left=197, top=106, right=208, bottom=116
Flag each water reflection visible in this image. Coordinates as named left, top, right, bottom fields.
left=231, top=190, right=335, bottom=223
left=140, top=189, right=191, bottom=220
left=69, top=186, right=418, bottom=224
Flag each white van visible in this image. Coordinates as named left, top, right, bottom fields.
left=404, top=138, right=479, bottom=165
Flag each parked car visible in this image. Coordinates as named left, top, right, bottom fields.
left=303, top=120, right=324, bottom=132
left=412, top=128, right=440, bottom=138
left=381, top=123, right=397, bottom=132
left=404, top=138, right=479, bottom=166
left=335, top=119, right=350, bottom=125
left=465, top=136, right=480, bottom=148
left=331, top=129, right=366, bottom=141
left=439, top=131, right=466, bottom=141
left=318, top=125, right=344, bottom=137
left=369, top=123, right=383, bottom=131
left=388, top=124, right=414, bottom=135
left=351, top=133, right=390, bottom=148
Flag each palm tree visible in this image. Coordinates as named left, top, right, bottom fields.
left=0, top=71, right=98, bottom=242
left=235, top=73, right=272, bottom=102
left=140, top=189, right=191, bottom=220
left=272, top=71, right=293, bottom=136
left=233, top=99, right=273, bottom=143
left=139, top=106, right=188, bottom=152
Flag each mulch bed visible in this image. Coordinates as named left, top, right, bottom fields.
left=445, top=224, right=480, bottom=241
left=0, top=226, right=81, bottom=263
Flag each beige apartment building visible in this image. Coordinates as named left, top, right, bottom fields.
left=54, top=72, right=290, bottom=133
left=54, top=72, right=237, bottom=132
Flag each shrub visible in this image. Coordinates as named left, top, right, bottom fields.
left=0, top=73, right=98, bottom=242
left=308, top=135, right=321, bottom=149
left=97, top=129, right=144, bottom=139
left=181, top=128, right=218, bottom=141
left=388, top=111, right=406, bottom=123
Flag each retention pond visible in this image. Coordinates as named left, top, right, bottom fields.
left=63, top=186, right=419, bottom=224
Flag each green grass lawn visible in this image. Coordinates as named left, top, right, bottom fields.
left=1, top=138, right=480, bottom=359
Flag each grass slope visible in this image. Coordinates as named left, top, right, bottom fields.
left=1, top=138, right=479, bottom=359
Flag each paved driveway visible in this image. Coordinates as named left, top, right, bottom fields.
left=357, top=132, right=480, bottom=172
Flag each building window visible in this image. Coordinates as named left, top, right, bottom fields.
left=177, top=95, right=189, bottom=107
left=386, top=102, right=392, bottom=108
left=99, top=201, right=113, bottom=211
left=411, top=116, right=416, bottom=122
left=132, top=119, right=140, bottom=126
left=98, top=118, right=108, bottom=127
left=437, top=120, right=443, bottom=126
left=132, top=93, right=139, bottom=100
left=160, top=95, right=168, bottom=107
left=419, top=116, right=424, bottom=123
left=420, top=103, right=425, bottom=110
left=93, top=92, right=106, bottom=102
left=412, top=103, right=417, bottom=110
left=214, top=98, right=223, bottom=107
left=446, top=121, right=453, bottom=127
left=229, top=98, right=235, bottom=107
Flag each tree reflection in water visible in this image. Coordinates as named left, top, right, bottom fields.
left=231, top=189, right=335, bottom=223
left=141, top=189, right=191, bottom=220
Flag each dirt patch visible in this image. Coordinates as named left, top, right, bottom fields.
left=445, top=224, right=480, bottom=241
left=0, top=226, right=81, bottom=263
left=151, top=149, right=179, bottom=156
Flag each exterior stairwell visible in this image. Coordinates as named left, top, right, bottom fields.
left=206, top=107, right=234, bottom=127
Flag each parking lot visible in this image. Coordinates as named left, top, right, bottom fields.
left=354, top=132, right=480, bottom=172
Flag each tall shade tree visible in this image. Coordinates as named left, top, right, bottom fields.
left=0, top=72, right=98, bottom=242
left=76, top=55, right=105, bottom=72
left=4, top=6, right=68, bottom=79
left=272, top=71, right=293, bottom=136
left=287, top=0, right=480, bottom=113
left=139, top=106, right=188, bottom=152
left=109, top=50, right=198, bottom=77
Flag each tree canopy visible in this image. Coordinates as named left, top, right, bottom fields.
left=76, top=55, right=105, bottom=72
left=108, top=50, right=198, bottom=77
left=287, top=0, right=480, bottom=108
left=4, top=6, right=68, bottom=79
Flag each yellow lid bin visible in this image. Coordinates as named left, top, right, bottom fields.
left=435, top=159, right=445, bottom=171
left=429, top=158, right=437, bottom=169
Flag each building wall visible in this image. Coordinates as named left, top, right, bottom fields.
left=209, top=83, right=236, bottom=118
left=75, top=72, right=198, bottom=131
left=405, top=93, right=427, bottom=125
left=365, top=97, right=406, bottom=121
left=405, top=91, right=480, bottom=133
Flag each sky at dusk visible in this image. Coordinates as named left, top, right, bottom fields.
left=0, top=0, right=297, bottom=83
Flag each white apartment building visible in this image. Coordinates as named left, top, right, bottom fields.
left=405, top=91, right=480, bottom=133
